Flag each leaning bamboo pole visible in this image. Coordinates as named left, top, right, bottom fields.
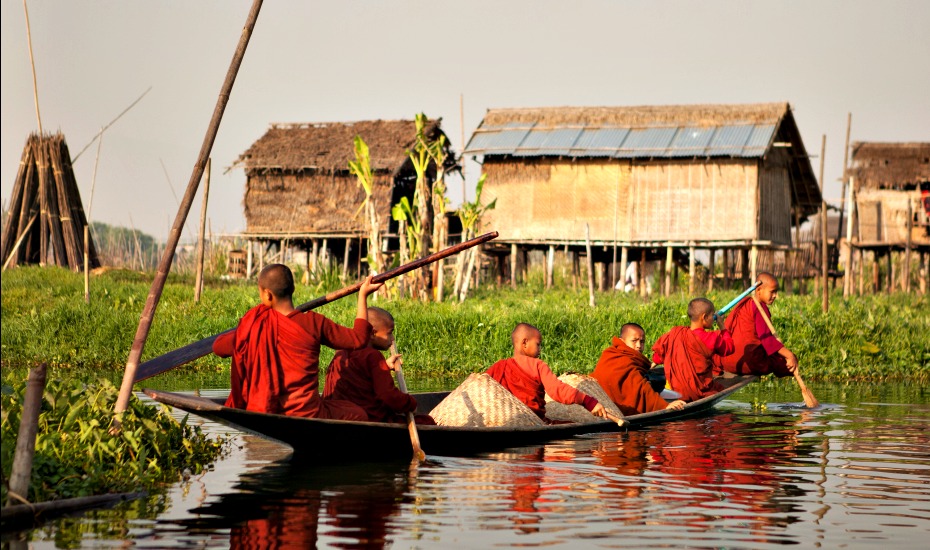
left=114, top=0, right=264, bottom=419
left=194, top=158, right=211, bottom=302
left=818, top=135, right=828, bottom=313
left=23, top=0, right=42, bottom=135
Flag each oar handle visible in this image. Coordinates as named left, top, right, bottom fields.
left=390, top=343, right=426, bottom=462
left=716, top=281, right=762, bottom=318
left=751, top=296, right=819, bottom=408
left=133, top=231, right=498, bottom=382
left=604, top=411, right=625, bottom=427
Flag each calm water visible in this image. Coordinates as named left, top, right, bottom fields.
left=11, top=382, right=930, bottom=549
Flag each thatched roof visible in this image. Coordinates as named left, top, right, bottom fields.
left=235, top=118, right=449, bottom=175
left=850, top=142, right=930, bottom=190
left=479, top=102, right=790, bottom=128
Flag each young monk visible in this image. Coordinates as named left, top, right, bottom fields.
left=213, top=263, right=381, bottom=420
left=324, top=307, right=436, bottom=425
left=651, top=298, right=734, bottom=402
left=591, top=323, right=686, bottom=415
left=485, top=323, right=609, bottom=423
left=713, top=272, right=798, bottom=378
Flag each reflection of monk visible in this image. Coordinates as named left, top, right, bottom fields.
left=230, top=495, right=321, bottom=549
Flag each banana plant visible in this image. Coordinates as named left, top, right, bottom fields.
left=349, top=136, right=385, bottom=274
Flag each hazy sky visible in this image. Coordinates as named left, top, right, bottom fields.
left=2, top=1, right=928, bottom=242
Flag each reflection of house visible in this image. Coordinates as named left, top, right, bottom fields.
left=463, top=102, right=821, bottom=289
left=851, top=142, right=930, bottom=247
left=233, top=119, right=454, bottom=276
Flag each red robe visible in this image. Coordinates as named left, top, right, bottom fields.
left=213, top=304, right=371, bottom=420
left=651, top=326, right=729, bottom=402
left=713, top=297, right=792, bottom=377
left=485, top=356, right=598, bottom=420
left=325, top=347, right=434, bottom=424
left=591, top=337, right=669, bottom=415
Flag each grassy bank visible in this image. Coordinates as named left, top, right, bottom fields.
left=2, top=266, right=928, bottom=384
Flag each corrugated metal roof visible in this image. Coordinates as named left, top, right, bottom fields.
left=465, top=121, right=780, bottom=159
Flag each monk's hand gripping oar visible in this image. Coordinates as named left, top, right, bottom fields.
left=390, top=343, right=427, bottom=463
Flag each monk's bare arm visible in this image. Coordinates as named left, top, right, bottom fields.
left=356, top=276, right=383, bottom=322
left=776, top=346, right=799, bottom=372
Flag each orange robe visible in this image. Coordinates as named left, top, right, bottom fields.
left=324, top=347, right=435, bottom=424
left=591, top=337, right=669, bottom=415
left=485, top=356, right=598, bottom=420
left=651, top=326, right=731, bottom=402
left=213, top=304, right=370, bottom=420
left=714, top=297, right=792, bottom=377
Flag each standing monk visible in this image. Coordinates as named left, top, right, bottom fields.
left=485, top=323, right=609, bottom=423
left=324, top=307, right=435, bottom=425
left=713, top=272, right=798, bottom=378
left=213, top=263, right=381, bottom=420
left=652, top=298, right=734, bottom=402
left=591, top=323, right=686, bottom=415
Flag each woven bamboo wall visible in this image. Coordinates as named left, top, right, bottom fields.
left=628, top=160, right=758, bottom=242
left=483, top=159, right=630, bottom=241
left=857, top=190, right=929, bottom=245
left=244, top=172, right=394, bottom=234
left=758, top=161, right=792, bottom=245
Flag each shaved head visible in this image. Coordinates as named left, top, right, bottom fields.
left=368, top=307, right=394, bottom=331
left=620, top=323, right=645, bottom=339
left=687, top=298, right=715, bottom=322
left=258, top=264, right=295, bottom=299
left=757, top=271, right=778, bottom=289
left=511, top=323, right=540, bottom=346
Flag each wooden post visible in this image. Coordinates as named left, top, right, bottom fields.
left=887, top=248, right=894, bottom=294
left=342, top=238, right=350, bottom=280
left=571, top=251, right=579, bottom=290
left=585, top=224, right=596, bottom=307
left=688, top=244, right=696, bottom=295
left=258, top=241, right=265, bottom=272
left=740, top=248, right=750, bottom=288
left=920, top=251, right=928, bottom=295
left=844, top=183, right=856, bottom=298
left=83, top=225, right=90, bottom=304
left=7, top=363, right=47, bottom=506
left=873, top=251, right=880, bottom=293
left=722, top=249, right=730, bottom=291
left=708, top=249, right=716, bottom=292
left=664, top=246, right=672, bottom=297
left=546, top=244, right=555, bottom=290
left=639, top=249, right=647, bottom=298
left=194, top=158, right=211, bottom=303
left=818, top=134, right=828, bottom=313
left=246, top=239, right=253, bottom=278
left=904, top=198, right=913, bottom=293
left=510, top=243, right=518, bottom=289
left=857, top=248, right=865, bottom=296
left=310, top=239, right=319, bottom=274
left=785, top=250, right=794, bottom=294
left=619, top=246, right=628, bottom=292
left=750, top=245, right=759, bottom=285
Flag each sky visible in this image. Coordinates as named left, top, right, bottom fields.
left=2, top=1, right=928, bottom=243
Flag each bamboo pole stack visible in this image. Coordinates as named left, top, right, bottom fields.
left=1, top=133, right=100, bottom=271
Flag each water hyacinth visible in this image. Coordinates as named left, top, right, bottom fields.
left=0, top=375, right=227, bottom=503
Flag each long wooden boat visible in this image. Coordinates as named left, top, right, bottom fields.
left=143, top=372, right=755, bottom=461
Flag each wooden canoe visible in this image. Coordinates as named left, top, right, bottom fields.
left=142, top=372, right=755, bottom=462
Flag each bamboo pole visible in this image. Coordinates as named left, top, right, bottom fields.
left=834, top=113, right=852, bottom=266
left=585, top=224, right=596, bottom=307
left=639, top=249, right=647, bottom=298
left=688, top=244, right=696, bottom=295
left=83, top=225, right=89, bottom=303
left=194, top=159, right=211, bottom=302
left=619, top=246, right=628, bottom=292
left=818, top=135, right=828, bottom=313
left=750, top=245, right=758, bottom=285
left=7, top=363, right=47, bottom=507
left=114, top=0, right=264, bottom=418
left=23, top=0, right=42, bottom=135
left=708, top=249, right=716, bottom=292
left=844, top=183, right=856, bottom=297
left=72, top=87, right=151, bottom=164
left=2, top=213, right=37, bottom=272
left=546, top=244, right=555, bottom=290
left=664, top=246, right=672, bottom=297
left=904, top=198, right=913, bottom=293
left=510, top=243, right=517, bottom=289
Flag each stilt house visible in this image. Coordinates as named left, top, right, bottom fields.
left=463, top=103, right=822, bottom=289
left=233, top=119, right=453, bottom=274
left=850, top=142, right=930, bottom=248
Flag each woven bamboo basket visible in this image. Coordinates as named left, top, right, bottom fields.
left=429, top=373, right=545, bottom=428
left=544, top=374, right=624, bottom=424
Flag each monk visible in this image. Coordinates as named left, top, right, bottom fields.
left=213, top=263, right=381, bottom=420
left=651, top=298, right=734, bottom=402
left=713, top=272, right=798, bottom=378
left=591, top=323, right=686, bottom=415
left=485, top=323, right=609, bottom=422
left=324, top=307, right=435, bottom=425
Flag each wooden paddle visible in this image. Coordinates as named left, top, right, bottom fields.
left=603, top=411, right=626, bottom=427
left=389, top=343, right=427, bottom=462
left=133, top=231, right=498, bottom=382
left=751, top=296, right=820, bottom=408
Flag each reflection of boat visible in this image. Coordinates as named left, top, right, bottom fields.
left=143, top=371, right=755, bottom=461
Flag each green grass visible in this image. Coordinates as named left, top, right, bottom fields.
left=2, top=266, right=928, bottom=385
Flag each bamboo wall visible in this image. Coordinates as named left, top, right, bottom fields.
left=244, top=172, right=394, bottom=234
left=857, top=190, right=929, bottom=246
left=758, top=158, right=793, bottom=244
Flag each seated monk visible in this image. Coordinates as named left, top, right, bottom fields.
left=324, top=307, right=435, bottom=425
left=713, top=272, right=798, bottom=378
left=213, top=263, right=380, bottom=420
left=485, top=323, right=609, bottom=423
left=652, top=298, right=734, bottom=402
left=591, top=323, right=686, bottom=415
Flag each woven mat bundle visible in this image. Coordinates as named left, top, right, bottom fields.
left=430, top=373, right=545, bottom=427
left=544, top=374, right=624, bottom=424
